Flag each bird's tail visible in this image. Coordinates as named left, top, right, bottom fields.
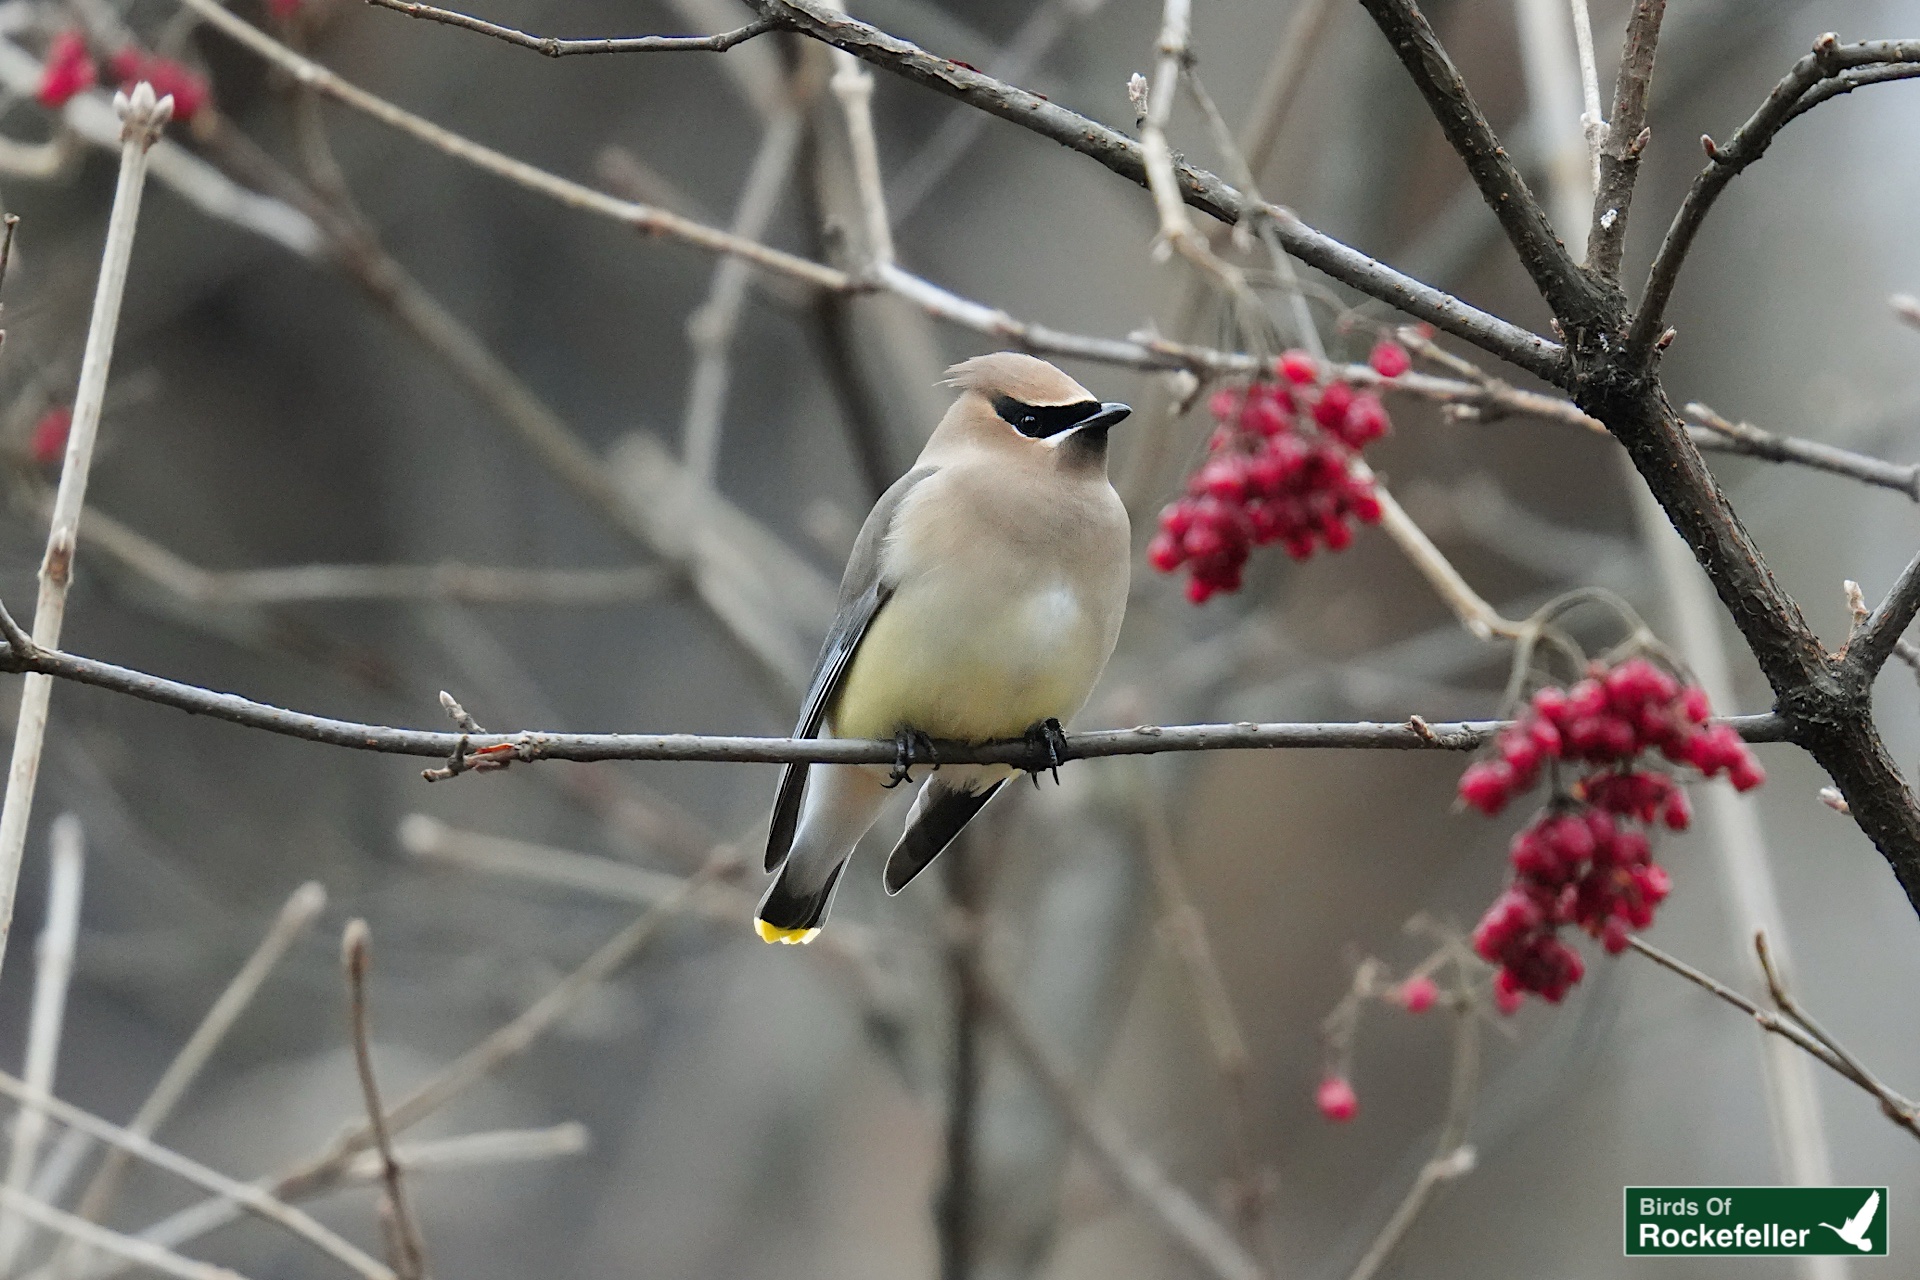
left=754, top=856, right=848, bottom=945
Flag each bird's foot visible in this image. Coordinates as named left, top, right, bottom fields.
left=884, top=728, right=937, bottom=788
left=1024, top=718, right=1069, bottom=788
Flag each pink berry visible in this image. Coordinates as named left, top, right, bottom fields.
left=1367, top=339, right=1411, bottom=378
left=37, top=31, right=95, bottom=107
left=1315, top=1075, right=1359, bottom=1122
left=1397, top=975, right=1439, bottom=1013
left=1277, top=351, right=1318, bottom=385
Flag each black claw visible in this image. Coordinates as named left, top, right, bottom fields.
left=884, top=728, right=936, bottom=788
left=1025, top=718, right=1069, bottom=786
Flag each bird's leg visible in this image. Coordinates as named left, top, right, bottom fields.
left=885, top=727, right=937, bottom=788
left=1023, top=718, right=1070, bottom=788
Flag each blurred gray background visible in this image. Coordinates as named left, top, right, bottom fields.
left=0, top=0, right=1913, bottom=1277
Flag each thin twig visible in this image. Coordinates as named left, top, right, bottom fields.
left=55, top=884, right=326, bottom=1278
left=0, top=85, right=168, bottom=988
left=0, top=1071, right=396, bottom=1280
left=1567, top=0, right=1605, bottom=182
left=1346, top=972, right=1480, bottom=1280
left=110, top=860, right=730, bottom=1278
left=975, top=968, right=1266, bottom=1280
left=342, top=922, right=428, bottom=1280
left=0, top=818, right=82, bottom=1269
left=0, top=613, right=1786, bottom=765
left=1630, top=36, right=1920, bottom=359
left=1628, top=936, right=1919, bottom=1141
left=1683, top=402, right=1920, bottom=500
left=0, top=1187, right=247, bottom=1280
left=1134, top=769, right=1262, bottom=1243
left=363, top=0, right=779, bottom=56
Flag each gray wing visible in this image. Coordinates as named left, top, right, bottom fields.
left=765, top=465, right=937, bottom=871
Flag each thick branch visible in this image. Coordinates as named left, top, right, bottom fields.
left=1353, top=0, right=1600, bottom=325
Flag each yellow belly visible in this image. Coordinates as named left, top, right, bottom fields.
left=831, top=580, right=1105, bottom=742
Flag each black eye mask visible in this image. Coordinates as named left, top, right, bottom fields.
left=991, top=396, right=1103, bottom=438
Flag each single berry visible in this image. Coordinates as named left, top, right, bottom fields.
left=37, top=31, right=95, bottom=107
left=1315, top=1075, right=1358, bottom=1122
left=1396, top=975, right=1439, bottom=1014
left=1367, top=339, right=1411, bottom=378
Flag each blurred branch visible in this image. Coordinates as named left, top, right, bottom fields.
left=110, top=858, right=730, bottom=1278
left=0, top=88, right=165, bottom=991
left=1629, top=36, right=1920, bottom=360
left=1354, top=0, right=1590, bottom=322
left=341, top=922, right=428, bottom=1280
left=0, top=818, right=81, bottom=1270
left=887, top=0, right=1109, bottom=223
left=70, top=503, right=668, bottom=605
left=1134, top=772, right=1263, bottom=1245
left=0, top=39, right=321, bottom=256
left=1345, top=984, right=1480, bottom=1280
left=355, top=0, right=1565, bottom=377
left=362, top=0, right=779, bottom=56
left=976, top=967, right=1266, bottom=1280
left=1628, top=935, right=1920, bottom=1142
left=0, top=1187, right=247, bottom=1280
left=56, top=884, right=325, bottom=1275
left=0, top=611, right=1789, bottom=765
left=0, top=1071, right=396, bottom=1280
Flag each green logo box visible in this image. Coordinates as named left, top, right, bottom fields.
left=1625, top=1187, right=1889, bottom=1256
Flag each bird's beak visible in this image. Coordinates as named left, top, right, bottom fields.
left=1074, top=402, right=1132, bottom=432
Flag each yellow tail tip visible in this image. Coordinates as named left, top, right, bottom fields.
left=755, top=918, right=821, bottom=945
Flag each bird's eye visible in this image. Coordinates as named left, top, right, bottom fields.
left=991, top=395, right=1102, bottom=439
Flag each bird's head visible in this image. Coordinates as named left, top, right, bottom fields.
left=937, top=352, right=1131, bottom=466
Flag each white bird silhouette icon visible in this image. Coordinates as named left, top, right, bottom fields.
left=1818, top=1191, right=1879, bottom=1251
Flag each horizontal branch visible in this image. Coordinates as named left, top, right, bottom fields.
left=364, top=0, right=780, bottom=57
left=1683, top=402, right=1920, bottom=500
left=0, top=606, right=1786, bottom=769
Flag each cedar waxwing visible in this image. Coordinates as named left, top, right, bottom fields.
left=756, top=353, right=1133, bottom=943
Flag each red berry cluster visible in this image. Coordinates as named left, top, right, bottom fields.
left=37, top=31, right=96, bottom=108
left=1460, top=657, right=1765, bottom=1009
left=108, top=49, right=211, bottom=123
left=1148, top=346, right=1406, bottom=603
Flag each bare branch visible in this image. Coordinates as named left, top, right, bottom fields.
left=0, top=1187, right=248, bottom=1280
left=1629, top=935, right=1919, bottom=1141
left=743, top=0, right=1565, bottom=379
left=976, top=969, right=1266, bottom=1280
left=0, top=1072, right=396, bottom=1280
left=0, top=85, right=167, bottom=989
left=0, top=819, right=82, bottom=1269
left=1630, top=37, right=1920, bottom=360
left=341, top=923, right=428, bottom=1280
left=364, top=0, right=780, bottom=56
left=1684, top=402, right=1920, bottom=500
left=0, top=617, right=1786, bottom=766
left=1851, top=544, right=1920, bottom=678
left=1585, top=0, right=1665, bottom=277
left=1354, top=0, right=1596, bottom=325
left=56, top=884, right=325, bottom=1276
